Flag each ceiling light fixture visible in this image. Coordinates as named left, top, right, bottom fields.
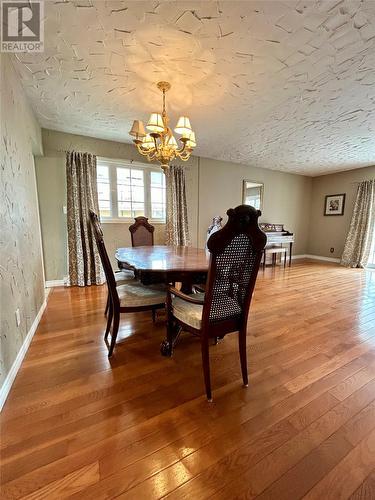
left=129, top=81, right=196, bottom=173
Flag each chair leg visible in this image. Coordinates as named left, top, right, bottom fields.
left=201, top=336, right=212, bottom=402
left=108, top=310, right=120, bottom=358
left=104, top=297, right=113, bottom=340
left=239, top=329, right=248, bottom=387
left=104, top=293, right=110, bottom=316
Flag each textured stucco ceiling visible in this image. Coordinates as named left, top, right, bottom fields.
left=13, top=0, right=375, bottom=175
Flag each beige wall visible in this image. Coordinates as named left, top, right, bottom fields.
left=197, top=157, right=312, bottom=255
left=35, top=157, right=68, bottom=281
left=0, top=55, right=44, bottom=388
left=36, top=129, right=314, bottom=280
left=308, top=165, right=375, bottom=259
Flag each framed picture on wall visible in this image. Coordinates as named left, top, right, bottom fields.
left=324, top=193, right=346, bottom=216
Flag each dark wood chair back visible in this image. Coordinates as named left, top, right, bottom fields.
left=129, top=216, right=154, bottom=247
left=203, top=205, right=266, bottom=337
left=89, top=210, right=119, bottom=307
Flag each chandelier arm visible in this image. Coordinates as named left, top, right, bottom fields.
left=136, top=144, right=156, bottom=157
left=153, top=135, right=159, bottom=152
left=136, top=145, right=150, bottom=156
left=177, top=148, right=192, bottom=160
left=176, top=141, right=187, bottom=155
left=177, top=154, right=191, bottom=162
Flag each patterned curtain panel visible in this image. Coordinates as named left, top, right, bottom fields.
left=165, top=165, right=190, bottom=246
left=66, top=151, right=104, bottom=286
left=341, top=179, right=375, bottom=268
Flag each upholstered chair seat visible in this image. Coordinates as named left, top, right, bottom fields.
left=172, top=292, right=205, bottom=329
left=114, top=269, right=135, bottom=284
left=117, top=282, right=166, bottom=308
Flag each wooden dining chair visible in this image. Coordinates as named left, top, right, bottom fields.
left=166, top=205, right=266, bottom=401
left=129, top=216, right=154, bottom=247
left=89, top=210, right=166, bottom=357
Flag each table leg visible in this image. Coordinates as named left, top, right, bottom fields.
left=160, top=324, right=182, bottom=357
left=289, top=242, right=293, bottom=266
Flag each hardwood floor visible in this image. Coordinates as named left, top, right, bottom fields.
left=1, top=261, right=375, bottom=499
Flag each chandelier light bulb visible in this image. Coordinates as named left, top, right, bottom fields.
left=167, top=135, right=178, bottom=149
left=147, top=113, right=164, bottom=133
left=142, top=134, right=154, bottom=150
left=175, top=116, right=192, bottom=135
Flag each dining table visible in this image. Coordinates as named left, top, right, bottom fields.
left=116, top=245, right=210, bottom=288
left=115, top=245, right=210, bottom=355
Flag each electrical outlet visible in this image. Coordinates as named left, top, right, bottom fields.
left=62, top=205, right=67, bottom=214
left=330, top=247, right=334, bottom=253
left=15, top=308, right=21, bottom=327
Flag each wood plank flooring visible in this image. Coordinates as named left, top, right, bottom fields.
left=1, top=261, right=375, bottom=499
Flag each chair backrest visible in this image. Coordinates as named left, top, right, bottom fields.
left=89, top=210, right=119, bottom=305
left=202, top=205, right=266, bottom=336
left=129, top=216, right=154, bottom=247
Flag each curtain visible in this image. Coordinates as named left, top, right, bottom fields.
left=341, top=179, right=375, bottom=268
left=165, top=165, right=190, bottom=246
left=66, top=151, right=104, bottom=286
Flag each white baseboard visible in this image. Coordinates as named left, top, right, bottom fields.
left=290, top=254, right=340, bottom=263
left=0, top=297, right=48, bottom=412
left=291, top=254, right=308, bottom=260
left=45, top=277, right=67, bottom=288
left=304, top=254, right=341, bottom=263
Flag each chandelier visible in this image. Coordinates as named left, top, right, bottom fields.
left=129, top=81, right=196, bottom=173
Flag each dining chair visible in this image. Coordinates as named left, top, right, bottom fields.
left=129, top=216, right=154, bottom=247
left=166, top=205, right=266, bottom=401
left=89, top=210, right=166, bottom=357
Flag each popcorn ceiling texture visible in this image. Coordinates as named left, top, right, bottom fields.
left=12, top=0, right=375, bottom=175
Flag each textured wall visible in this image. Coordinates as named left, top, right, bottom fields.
left=308, top=165, right=375, bottom=259
left=0, top=55, right=44, bottom=387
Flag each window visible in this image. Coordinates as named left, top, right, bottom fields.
left=96, top=159, right=166, bottom=222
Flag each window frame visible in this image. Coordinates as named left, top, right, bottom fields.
left=96, top=157, right=166, bottom=224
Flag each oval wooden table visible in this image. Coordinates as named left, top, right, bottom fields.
left=115, top=245, right=210, bottom=355
left=116, top=245, right=210, bottom=287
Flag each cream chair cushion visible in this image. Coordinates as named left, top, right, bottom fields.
left=115, top=270, right=135, bottom=284
left=117, top=282, right=166, bottom=307
left=172, top=293, right=205, bottom=329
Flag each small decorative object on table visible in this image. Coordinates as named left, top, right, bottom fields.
left=324, top=194, right=346, bottom=216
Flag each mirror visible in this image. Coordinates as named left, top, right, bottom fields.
left=242, top=180, right=264, bottom=210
